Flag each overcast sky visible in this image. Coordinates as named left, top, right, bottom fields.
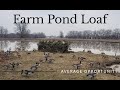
left=0, top=10, right=120, bottom=36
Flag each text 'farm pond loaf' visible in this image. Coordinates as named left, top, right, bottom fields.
left=14, top=14, right=109, bottom=24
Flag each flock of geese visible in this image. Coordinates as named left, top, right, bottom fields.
left=1, top=48, right=118, bottom=80
left=1, top=52, right=55, bottom=77
left=71, top=54, right=98, bottom=80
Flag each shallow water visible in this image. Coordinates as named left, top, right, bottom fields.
left=0, top=40, right=120, bottom=56
left=69, top=41, right=120, bottom=56
left=0, top=40, right=38, bottom=52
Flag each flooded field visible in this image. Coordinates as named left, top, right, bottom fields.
left=70, top=41, right=120, bottom=56
left=0, top=40, right=38, bottom=51
left=0, top=40, right=120, bottom=56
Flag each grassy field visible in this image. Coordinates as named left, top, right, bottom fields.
left=0, top=50, right=120, bottom=80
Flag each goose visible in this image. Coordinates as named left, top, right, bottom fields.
left=86, top=72, right=96, bottom=80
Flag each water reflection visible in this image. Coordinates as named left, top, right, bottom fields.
left=70, top=41, right=120, bottom=56
left=0, top=40, right=120, bottom=56
left=15, top=41, right=30, bottom=51
left=0, top=40, right=9, bottom=50
left=0, top=40, right=38, bottom=52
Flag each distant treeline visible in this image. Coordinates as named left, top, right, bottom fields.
left=0, top=32, right=46, bottom=38
left=0, top=33, right=46, bottom=38
left=65, top=29, right=120, bottom=39
left=0, top=24, right=46, bottom=38
left=1, top=23, right=120, bottom=39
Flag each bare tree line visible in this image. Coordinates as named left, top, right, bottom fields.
left=0, top=23, right=46, bottom=38
left=1, top=23, right=120, bottom=39
left=0, top=26, right=8, bottom=38
left=65, top=29, right=120, bottom=39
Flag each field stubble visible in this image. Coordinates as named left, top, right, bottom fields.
left=0, top=51, right=120, bottom=80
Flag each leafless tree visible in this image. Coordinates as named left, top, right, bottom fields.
left=0, top=26, right=8, bottom=38
left=14, top=23, right=30, bottom=38
left=59, top=31, right=64, bottom=38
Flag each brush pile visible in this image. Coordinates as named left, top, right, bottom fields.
left=38, top=40, right=70, bottom=53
